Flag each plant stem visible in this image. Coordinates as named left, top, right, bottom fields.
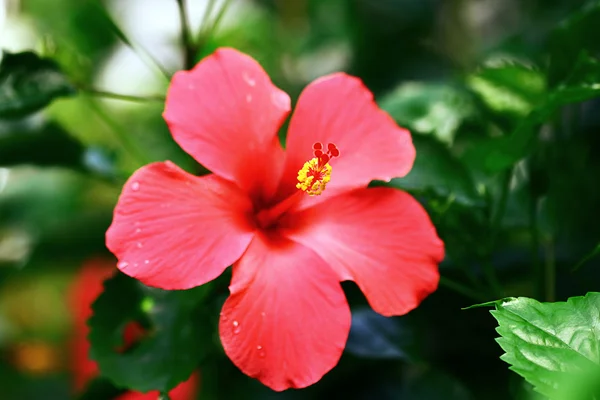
left=491, top=168, right=513, bottom=245
left=439, top=276, right=487, bottom=302
left=93, top=0, right=171, bottom=81
left=81, top=88, right=165, bottom=103
left=82, top=96, right=151, bottom=166
left=196, top=0, right=218, bottom=44
left=175, top=0, right=196, bottom=69
left=208, top=0, right=232, bottom=34
left=530, top=196, right=542, bottom=300
left=544, top=236, right=556, bottom=302
left=571, top=243, right=600, bottom=272
left=483, top=168, right=514, bottom=296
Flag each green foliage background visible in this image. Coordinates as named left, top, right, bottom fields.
left=1, top=0, right=600, bottom=399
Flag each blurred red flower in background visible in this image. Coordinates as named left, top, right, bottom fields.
left=106, top=48, right=444, bottom=390
left=69, top=259, right=199, bottom=399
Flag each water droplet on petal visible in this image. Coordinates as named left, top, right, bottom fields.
left=144, top=259, right=149, bottom=265
left=258, top=347, right=266, bottom=358
left=135, top=228, right=141, bottom=234
left=243, top=71, right=256, bottom=86
left=256, top=345, right=262, bottom=350
left=136, top=242, right=143, bottom=249
left=246, top=94, right=252, bottom=103
left=220, top=312, right=228, bottom=322
left=232, top=320, right=241, bottom=334
left=117, top=261, right=129, bottom=269
left=271, top=91, right=290, bottom=110
left=131, top=181, right=140, bottom=191
left=260, top=312, right=266, bottom=318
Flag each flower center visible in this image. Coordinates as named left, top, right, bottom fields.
left=254, top=142, right=339, bottom=229
left=296, top=142, right=339, bottom=196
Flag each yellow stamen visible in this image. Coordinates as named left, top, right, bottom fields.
left=296, top=157, right=332, bottom=196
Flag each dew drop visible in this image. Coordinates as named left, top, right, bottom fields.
left=117, top=261, right=129, bottom=269
left=136, top=242, right=143, bottom=249
left=271, top=91, right=290, bottom=110
left=135, top=228, right=141, bottom=234
left=260, top=312, right=266, bottom=318
left=246, top=94, right=252, bottom=103
left=131, top=181, right=140, bottom=191
left=220, top=312, right=228, bottom=322
left=243, top=71, right=256, bottom=86
left=258, top=346, right=266, bottom=358
left=144, top=259, right=150, bottom=265
left=232, top=320, right=241, bottom=334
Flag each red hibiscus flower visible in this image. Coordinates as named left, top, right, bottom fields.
left=69, top=259, right=199, bottom=399
left=106, top=48, right=444, bottom=391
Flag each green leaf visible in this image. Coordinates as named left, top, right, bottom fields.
left=466, top=58, right=546, bottom=118
left=388, top=135, right=480, bottom=206
left=487, top=293, right=600, bottom=400
left=380, top=82, right=474, bottom=145
left=0, top=51, right=76, bottom=118
left=464, top=54, right=600, bottom=173
left=552, top=52, right=600, bottom=104
left=548, top=1, right=600, bottom=84
left=460, top=135, right=523, bottom=173
left=0, top=121, right=84, bottom=167
left=89, top=272, right=207, bottom=393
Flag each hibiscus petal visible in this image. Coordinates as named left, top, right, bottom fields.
left=106, top=161, right=256, bottom=290
left=282, top=188, right=444, bottom=316
left=114, top=373, right=199, bottom=400
left=278, top=73, right=415, bottom=198
left=219, top=234, right=350, bottom=391
left=164, top=48, right=291, bottom=199
left=69, top=260, right=116, bottom=392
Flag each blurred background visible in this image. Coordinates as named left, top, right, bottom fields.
left=1, top=0, right=599, bottom=399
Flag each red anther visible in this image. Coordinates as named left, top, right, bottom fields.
left=319, top=154, right=330, bottom=164
left=314, top=149, right=323, bottom=157
left=313, top=142, right=323, bottom=150
left=329, top=147, right=340, bottom=157
left=327, top=143, right=337, bottom=152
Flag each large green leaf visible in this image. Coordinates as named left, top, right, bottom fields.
left=0, top=121, right=84, bottom=167
left=548, top=1, right=600, bottom=84
left=551, top=52, right=600, bottom=104
left=464, top=53, right=600, bottom=173
left=388, top=134, right=480, bottom=206
left=379, top=82, right=474, bottom=145
left=466, top=58, right=546, bottom=118
left=89, top=273, right=207, bottom=393
left=485, top=293, right=600, bottom=400
left=0, top=51, right=76, bottom=118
